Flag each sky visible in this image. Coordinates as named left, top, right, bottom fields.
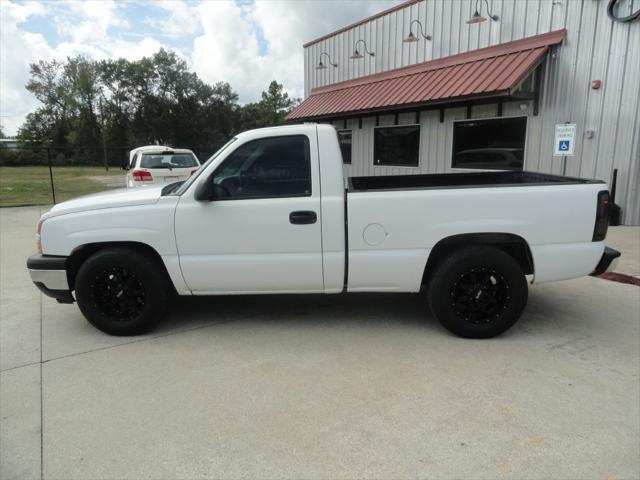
left=0, top=0, right=403, bottom=135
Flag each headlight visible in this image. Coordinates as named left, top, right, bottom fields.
left=36, top=218, right=44, bottom=253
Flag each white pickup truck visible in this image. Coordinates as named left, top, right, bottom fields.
left=27, top=124, right=620, bottom=338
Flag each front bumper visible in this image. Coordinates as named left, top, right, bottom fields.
left=27, top=254, right=74, bottom=304
left=590, top=247, right=621, bottom=276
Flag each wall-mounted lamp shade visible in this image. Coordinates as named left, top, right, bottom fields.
left=316, top=52, right=337, bottom=69
left=404, top=20, right=432, bottom=42
left=467, top=0, right=499, bottom=24
left=350, top=40, right=375, bottom=60
left=403, top=32, right=419, bottom=43
left=466, top=10, right=487, bottom=23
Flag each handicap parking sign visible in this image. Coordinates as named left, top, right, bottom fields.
left=554, top=124, right=576, bottom=156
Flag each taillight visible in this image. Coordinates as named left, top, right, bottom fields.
left=132, top=170, right=153, bottom=182
left=592, top=190, right=610, bottom=241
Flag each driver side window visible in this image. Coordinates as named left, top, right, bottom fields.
left=211, top=135, right=311, bottom=199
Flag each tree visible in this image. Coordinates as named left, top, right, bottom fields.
left=237, top=81, right=300, bottom=131
left=260, top=80, right=297, bottom=125
left=10, top=50, right=299, bottom=167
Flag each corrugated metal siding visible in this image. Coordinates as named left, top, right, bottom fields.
left=305, top=0, right=640, bottom=224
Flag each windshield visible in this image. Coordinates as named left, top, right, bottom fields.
left=140, top=153, right=199, bottom=169
left=173, top=138, right=237, bottom=196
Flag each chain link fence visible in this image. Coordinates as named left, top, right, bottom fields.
left=0, top=143, right=220, bottom=207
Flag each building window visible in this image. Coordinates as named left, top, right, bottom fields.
left=452, top=117, right=527, bottom=170
left=374, top=125, right=420, bottom=167
left=338, top=130, right=352, bottom=164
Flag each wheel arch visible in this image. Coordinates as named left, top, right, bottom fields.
left=421, top=233, right=534, bottom=287
left=66, top=241, right=174, bottom=292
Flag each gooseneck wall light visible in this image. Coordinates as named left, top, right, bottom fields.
left=467, top=0, right=499, bottom=24
left=316, top=52, right=338, bottom=70
left=350, top=39, right=375, bottom=59
left=403, top=19, right=432, bottom=42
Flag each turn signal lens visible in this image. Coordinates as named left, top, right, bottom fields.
left=36, top=218, right=44, bottom=253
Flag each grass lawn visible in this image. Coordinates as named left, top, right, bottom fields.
left=0, top=166, right=126, bottom=207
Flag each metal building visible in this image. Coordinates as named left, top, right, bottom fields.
left=288, top=0, right=640, bottom=225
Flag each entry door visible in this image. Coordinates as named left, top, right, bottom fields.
left=174, top=134, right=324, bottom=293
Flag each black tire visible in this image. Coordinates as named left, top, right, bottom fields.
left=427, top=246, right=528, bottom=339
left=74, top=247, right=169, bottom=335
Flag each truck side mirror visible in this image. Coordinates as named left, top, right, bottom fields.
left=195, top=177, right=231, bottom=201
left=194, top=179, right=213, bottom=201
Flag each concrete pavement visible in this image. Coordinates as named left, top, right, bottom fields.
left=1, top=206, right=639, bottom=479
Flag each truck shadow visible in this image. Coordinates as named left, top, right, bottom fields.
left=159, top=292, right=440, bottom=334
left=156, top=288, right=581, bottom=339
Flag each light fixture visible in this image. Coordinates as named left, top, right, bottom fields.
left=403, top=19, right=432, bottom=42
left=466, top=0, right=499, bottom=24
left=350, top=39, right=375, bottom=60
left=316, top=52, right=338, bottom=70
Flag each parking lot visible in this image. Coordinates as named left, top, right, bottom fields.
left=1, top=205, right=639, bottom=479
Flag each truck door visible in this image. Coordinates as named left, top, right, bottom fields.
left=174, top=133, right=324, bottom=293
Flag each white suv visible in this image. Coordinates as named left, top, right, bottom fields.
left=126, top=145, right=200, bottom=187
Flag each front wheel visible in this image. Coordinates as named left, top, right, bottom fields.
left=75, top=247, right=169, bottom=335
left=427, top=246, right=528, bottom=338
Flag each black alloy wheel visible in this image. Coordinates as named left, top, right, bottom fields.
left=75, top=247, right=169, bottom=335
left=91, top=266, right=146, bottom=321
left=450, top=267, right=509, bottom=325
left=427, top=245, right=528, bottom=338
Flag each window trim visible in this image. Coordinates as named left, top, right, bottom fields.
left=451, top=115, right=528, bottom=171
left=208, top=134, right=313, bottom=201
left=337, top=129, right=353, bottom=165
left=129, top=152, right=139, bottom=170
left=373, top=123, right=421, bottom=168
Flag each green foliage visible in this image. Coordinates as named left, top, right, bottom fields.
left=8, top=50, right=299, bottom=166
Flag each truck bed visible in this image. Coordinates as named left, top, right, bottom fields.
left=347, top=171, right=603, bottom=192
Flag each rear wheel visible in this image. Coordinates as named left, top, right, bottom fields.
left=75, top=247, right=169, bottom=335
left=427, top=246, right=528, bottom=338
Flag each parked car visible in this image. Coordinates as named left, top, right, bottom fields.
left=27, top=124, right=619, bottom=338
left=453, top=147, right=524, bottom=170
left=125, top=145, right=200, bottom=187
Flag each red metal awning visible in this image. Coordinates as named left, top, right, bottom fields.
left=288, top=29, right=565, bottom=121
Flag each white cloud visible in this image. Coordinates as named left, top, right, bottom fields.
left=144, top=1, right=202, bottom=37
left=0, top=1, right=51, bottom=134
left=0, top=0, right=173, bottom=134
left=192, top=0, right=402, bottom=103
left=0, top=0, right=402, bottom=134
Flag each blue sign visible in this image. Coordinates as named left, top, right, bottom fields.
left=559, top=140, right=571, bottom=151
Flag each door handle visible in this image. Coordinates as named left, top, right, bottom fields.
left=289, top=210, right=317, bottom=225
